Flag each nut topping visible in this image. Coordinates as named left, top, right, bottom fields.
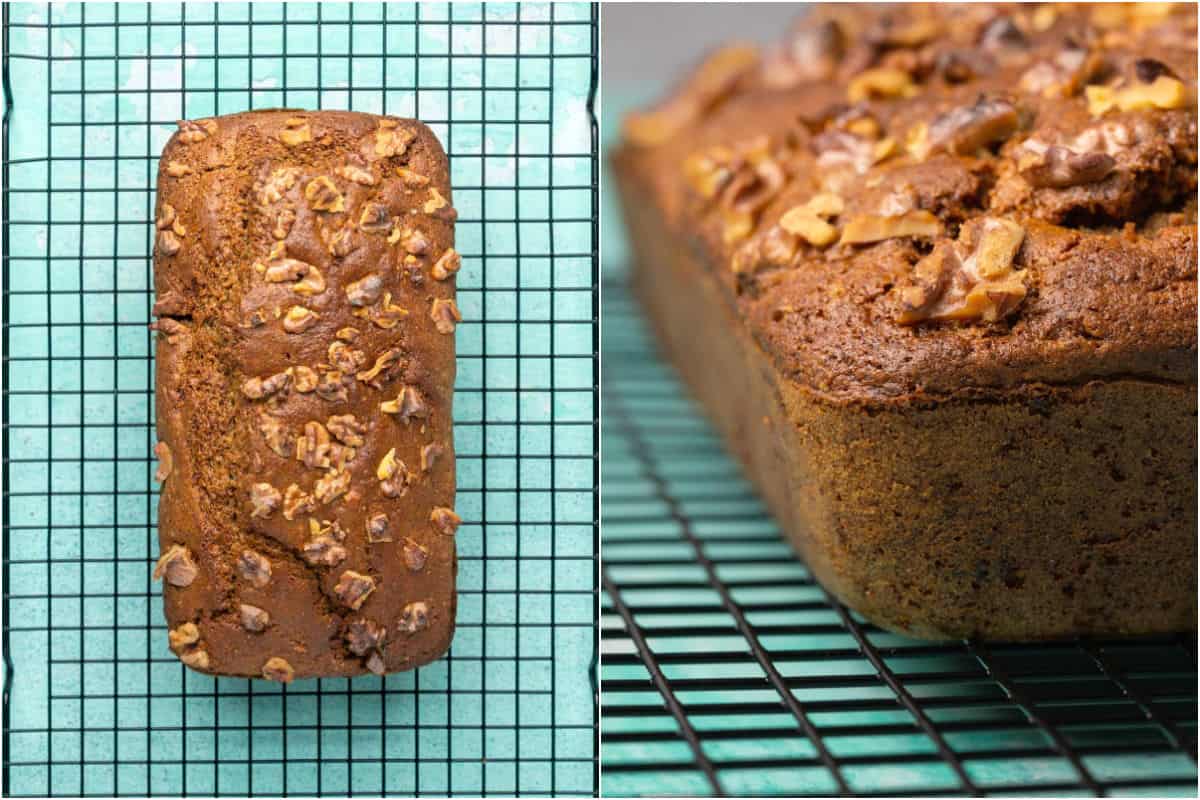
left=237, top=550, right=272, bottom=588
left=165, top=161, right=193, bottom=178
left=305, top=176, right=345, bottom=213
left=278, top=118, right=312, bottom=147
left=157, top=230, right=182, bottom=256
left=430, top=298, right=462, bottom=334
left=327, top=414, right=367, bottom=447
left=257, top=167, right=301, bottom=206
left=847, top=67, right=917, bottom=102
left=366, top=513, right=392, bottom=543
left=282, top=485, right=316, bottom=521
left=420, top=442, right=445, bottom=473
left=262, top=257, right=311, bottom=284
left=430, top=507, right=462, bottom=537
left=375, top=123, right=416, bottom=158
left=398, top=602, right=429, bottom=635
left=345, top=618, right=387, bottom=656
left=327, top=341, right=367, bottom=374
left=367, top=293, right=409, bottom=329
left=335, top=161, right=376, bottom=186
left=840, top=210, right=940, bottom=245
left=358, top=202, right=393, bottom=233
left=1018, top=141, right=1115, bottom=189
left=763, top=18, right=844, bottom=87
left=273, top=206, right=297, bottom=240
left=402, top=538, right=429, bottom=573
left=249, top=483, right=282, bottom=519
left=328, top=226, right=359, bottom=257
left=778, top=193, right=844, bottom=248
left=376, top=449, right=411, bottom=498
left=345, top=273, right=385, bottom=306
left=337, top=327, right=361, bottom=343
left=400, top=228, right=430, bottom=256
left=259, top=414, right=294, bottom=458
left=292, top=366, right=319, bottom=394
left=179, top=649, right=211, bottom=670
left=168, top=622, right=201, bottom=651
left=1086, top=75, right=1189, bottom=115
left=315, top=370, right=349, bottom=403
left=302, top=532, right=348, bottom=567
left=241, top=370, right=291, bottom=400
left=334, top=570, right=377, bottom=610
left=395, top=166, right=431, bottom=188
left=896, top=217, right=1026, bottom=325
left=357, top=348, right=404, bottom=387
left=292, top=266, right=326, bottom=296
left=154, top=441, right=173, bottom=482
left=153, top=545, right=198, bottom=587
left=176, top=118, right=217, bottom=143
left=296, top=421, right=333, bottom=469
left=431, top=248, right=461, bottom=281
left=380, top=385, right=428, bottom=423
left=283, top=306, right=320, bottom=334
left=924, top=96, right=1019, bottom=157
left=262, top=656, right=295, bottom=683
left=240, top=604, right=270, bottom=632
left=314, top=468, right=351, bottom=505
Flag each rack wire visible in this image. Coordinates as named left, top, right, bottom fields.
left=599, top=283, right=1198, bottom=798
left=2, top=2, right=598, bottom=796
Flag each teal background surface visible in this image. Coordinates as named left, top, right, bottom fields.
left=4, top=2, right=596, bottom=796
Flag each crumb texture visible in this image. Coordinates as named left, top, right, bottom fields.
left=153, top=110, right=459, bottom=680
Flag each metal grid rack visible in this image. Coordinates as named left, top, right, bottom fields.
left=3, top=2, right=598, bottom=796
left=599, top=284, right=1198, bottom=798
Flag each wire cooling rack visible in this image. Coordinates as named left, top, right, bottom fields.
left=2, top=2, right=598, bottom=796
left=599, top=284, right=1198, bottom=798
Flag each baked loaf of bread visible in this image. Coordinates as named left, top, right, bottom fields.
left=152, top=110, right=462, bottom=680
left=615, top=3, right=1197, bottom=639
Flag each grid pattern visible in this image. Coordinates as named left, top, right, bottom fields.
left=599, top=284, right=1198, bottom=797
left=3, top=2, right=597, bottom=796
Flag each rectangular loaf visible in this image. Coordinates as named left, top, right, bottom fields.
left=614, top=4, right=1198, bottom=640
left=152, top=109, right=461, bottom=680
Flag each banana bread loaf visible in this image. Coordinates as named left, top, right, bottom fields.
left=614, top=3, right=1197, bottom=639
left=152, top=109, right=461, bottom=680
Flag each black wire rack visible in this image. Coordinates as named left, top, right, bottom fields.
left=2, top=2, right=598, bottom=796
left=599, top=282, right=1198, bottom=798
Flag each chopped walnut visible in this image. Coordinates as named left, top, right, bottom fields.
left=176, top=118, right=217, bottom=144
left=305, top=176, right=345, bottom=213
left=278, top=118, right=312, bottom=147
left=282, top=484, right=316, bottom=521
left=345, top=273, right=385, bottom=306
left=345, top=618, right=387, bottom=656
left=778, top=193, right=844, bottom=248
left=302, top=532, right=348, bottom=567
left=293, top=366, right=319, bottom=394
left=762, top=18, right=844, bottom=87
left=430, top=298, right=462, bottom=334
left=423, top=188, right=456, bottom=220
left=431, top=248, right=461, bottom=281
left=249, top=483, right=282, bottom=519
left=165, top=160, right=193, bottom=178
left=154, top=441, right=173, bottom=482
left=1086, top=75, right=1189, bottom=115
left=168, top=622, right=201, bottom=651
left=368, top=293, right=409, bottom=330
left=154, top=544, right=198, bottom=587
left=262, top=656, right=295, bottom=683
left=392, top=167, right=429, bottom=190
left=240, top=604, right=270, bottom=633
left=328, top=226, right=359, bottom=258
left=421, top=442, right=445, bottom=473
left=327, top=341, right=367, bottom=374
left=157, top=230, right=182, bottom=256
left=375, top=123, right=416, bottom=158
left=241, top=370, right=291, bottom=400
left=366, top=513, right=392, bottom=543
left=336, top=327, right=361, bottom=343
left=283, top=306, right=320, bottom=334
left=355, top=348, right=404, bottom=388
left=262, top=256, right=312, bottom=284
left=156, top=203, right=177, bottom=230
left=1018, top=44, right=1095, bottom=98
left=314, top=468, right=351, bottom=505
left=259, top=414, right=294, bottom=458
left=315, top=370, right=349, bottom=403
left=296, top=421, right=332, bottom=470
left=400, top=228, right=431, bottom=255
left=335, top=161, right=376, bottom=186
left=179, top=649, right=211, bottom=670
left=1018, top=141, right=1115, bottom=189
left=273, top=206, right=297, bottom=240
left=324, top=414, right=366, bottom=448
left=430, top=507, right=462, bottom=537
left=358, top=202, right=393, bottom=234
left=376, top=449, right=412, bottom=498
left=380, top=385, right=428, bottom=424
left=257, top=167, right=301, bottom=206
left=402, top=538, right=429, bottom=573
left=847, top=67, right=917, bottom=102
left=398, top=602, right=429, bottom=635
left=924, top=96, right=1018, bottom=156
left=237, top=550, right=272, bottom=588
left=896, top=217, right=1026, bottom=325
left=334, top=570, right=376, bottom=610
left=840, top=210, right=940, bottom=245
left=292, top=266, right=326, bottom=296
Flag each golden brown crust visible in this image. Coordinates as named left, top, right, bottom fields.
left=153, top=109, right=458, bottom=679
left=618, top=2, right=1197, bottom=403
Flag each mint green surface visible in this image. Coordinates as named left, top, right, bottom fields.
left=4, top=3, right=595, bottom=796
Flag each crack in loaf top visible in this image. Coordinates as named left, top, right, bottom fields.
left=152, top=109, right=460, bottom=680
left=618, top=2, right=1198, bottom=404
